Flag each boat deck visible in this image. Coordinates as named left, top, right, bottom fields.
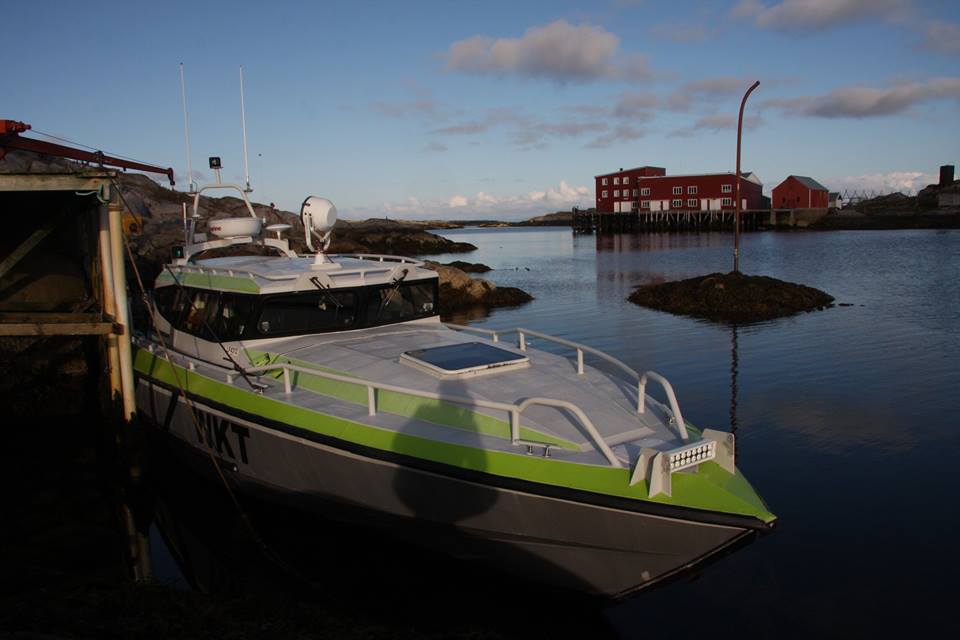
left=151, top=322, right=691, bottom=467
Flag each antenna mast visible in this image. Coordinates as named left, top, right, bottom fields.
left=179, top=63, right=195, bottom=193
left=240, top=66, right=251, bottom=192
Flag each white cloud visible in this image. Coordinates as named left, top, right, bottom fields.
left=585, top=124, right=646, bottom=149
left=443, top=20, right=651, bottom=83
left=668, top=76, right=751, bottom=111
left=732, top=0, right=907, bottom=32
left=669, top=113, right=764, bottom=137
left=351, top=181, right=592, bottom=220
left=763, top=77, right=960, bottom=117
left=826, top=171, right=938, bottom=194
left=921, top=22, right=960, bottom=55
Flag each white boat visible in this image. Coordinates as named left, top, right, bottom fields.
left=133, top=185, right=776, bottom=597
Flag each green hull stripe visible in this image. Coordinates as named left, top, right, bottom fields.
left=247, top=350, right=580, bottom=451
left=156, top=272, right=260, bottom=293
left=134, top=349, right=775, bottom=522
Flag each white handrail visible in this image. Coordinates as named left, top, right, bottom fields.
left=445, top=323, right=688, bottom=441
left=638, top=371, right=688, bottom=441
left=241, top=361, right=622, bottom=467
left=333, top=253, right=425, bottom=266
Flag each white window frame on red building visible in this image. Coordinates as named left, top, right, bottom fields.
left=672, top=186, right=683, bottom=195
left=722, top=197, right=732, bottom=206
left=602, top=178, right=608, bottom=185
left=687, top=198, right=698, bottom=207
left=688, top=186, right=697, bottom=195
left=641, top=200, right=650, bottom=208
left=614, top=190, right=619, bottom=197
left=641, top=187, right=650, bottom=196
left=722, top=184, right=732, bottom=193
left=671, top=198, right=683, bottom=208
left=602, top=190, right=608, bottom=198
left=613, top=177, right=620, bottom=185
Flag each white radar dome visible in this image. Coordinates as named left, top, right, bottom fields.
left=208, top=216, right=262, bottom=238
left=300, top=196, right=338, bottom=233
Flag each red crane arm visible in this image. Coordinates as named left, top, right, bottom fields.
left=0, top=119, right=175, bottom=185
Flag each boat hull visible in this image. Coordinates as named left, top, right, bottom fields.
left=137, top=376, right=757, bottom=597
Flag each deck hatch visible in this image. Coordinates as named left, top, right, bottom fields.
left=400, top=342, right=529, bottom=378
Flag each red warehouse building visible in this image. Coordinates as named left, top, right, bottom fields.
left=772, top=175, right=829, bottom=209
left=594, top=166, right=764, bottom=213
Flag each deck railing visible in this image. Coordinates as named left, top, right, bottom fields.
left=240, top=361, right=624, bottom=468
left=445, top=324, right=689, bottom=441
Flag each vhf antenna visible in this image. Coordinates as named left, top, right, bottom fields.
left=240, top=66, right=252, bottom=193
left=179, top=63, right=196, bottom=193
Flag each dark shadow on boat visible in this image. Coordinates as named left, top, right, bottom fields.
left=145, top=442, right=616, bottom=639
left=389, top=378, right=611, bottom=593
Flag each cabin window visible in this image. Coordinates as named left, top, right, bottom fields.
left=153, top=285, right=181, bottom=330
left=364, top=280, right=436, bottom=325
left=181, top=290, right=221, bottom=338
left=215, top=294, right=259, bottom=339
left=257, top=291, right=358, bottom=336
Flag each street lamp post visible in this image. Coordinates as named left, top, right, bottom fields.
left=734, top=80, right=760, bottom=274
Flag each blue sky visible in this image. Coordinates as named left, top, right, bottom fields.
left=5, top=0, right=958, bottom=219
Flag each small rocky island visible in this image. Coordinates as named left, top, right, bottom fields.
left=628, top=271, right=834, bottom=323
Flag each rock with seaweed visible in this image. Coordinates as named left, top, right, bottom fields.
left=629, top=271, right=834, bottom=323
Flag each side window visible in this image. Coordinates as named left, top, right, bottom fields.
left=364, top=281, right=437, bottom=326
left=215, top=294, right=259, bottom=340
left=257, top=291, right=357, bottom=336
left=181, top=290, right=220, bottom=339
left=153, top=286, right=179, bottom=328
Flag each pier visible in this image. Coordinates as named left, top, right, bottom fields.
left=572, top=209, right=769, bottom=233
left=1, top=122, right=176, bottom=584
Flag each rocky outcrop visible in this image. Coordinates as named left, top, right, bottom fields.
left=629, top=271, right=834, bottom=323
left=424, top=262, right=532, bottom=319
left=515, top=211, right=574, bottom=226
left=99, top=174, right=480, bottom=278
left=444, top=260, right=491, bottom=273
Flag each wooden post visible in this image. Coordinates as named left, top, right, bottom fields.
left=98, top=198, right=122, bottom=403
left=108, top=192, right=136, bottom=421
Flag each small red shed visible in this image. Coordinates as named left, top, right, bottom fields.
left=772, top=175, right=829, bottom=209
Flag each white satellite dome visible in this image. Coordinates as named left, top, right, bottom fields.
left=208, top=216, right=262, bottom=238
left=300, top=196, right=338, bottom=233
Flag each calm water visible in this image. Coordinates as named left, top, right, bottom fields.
left=151, top=227, right=960, bottom=638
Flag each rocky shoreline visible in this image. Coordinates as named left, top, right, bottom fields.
left=106, top=172, right=531, bottom=316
